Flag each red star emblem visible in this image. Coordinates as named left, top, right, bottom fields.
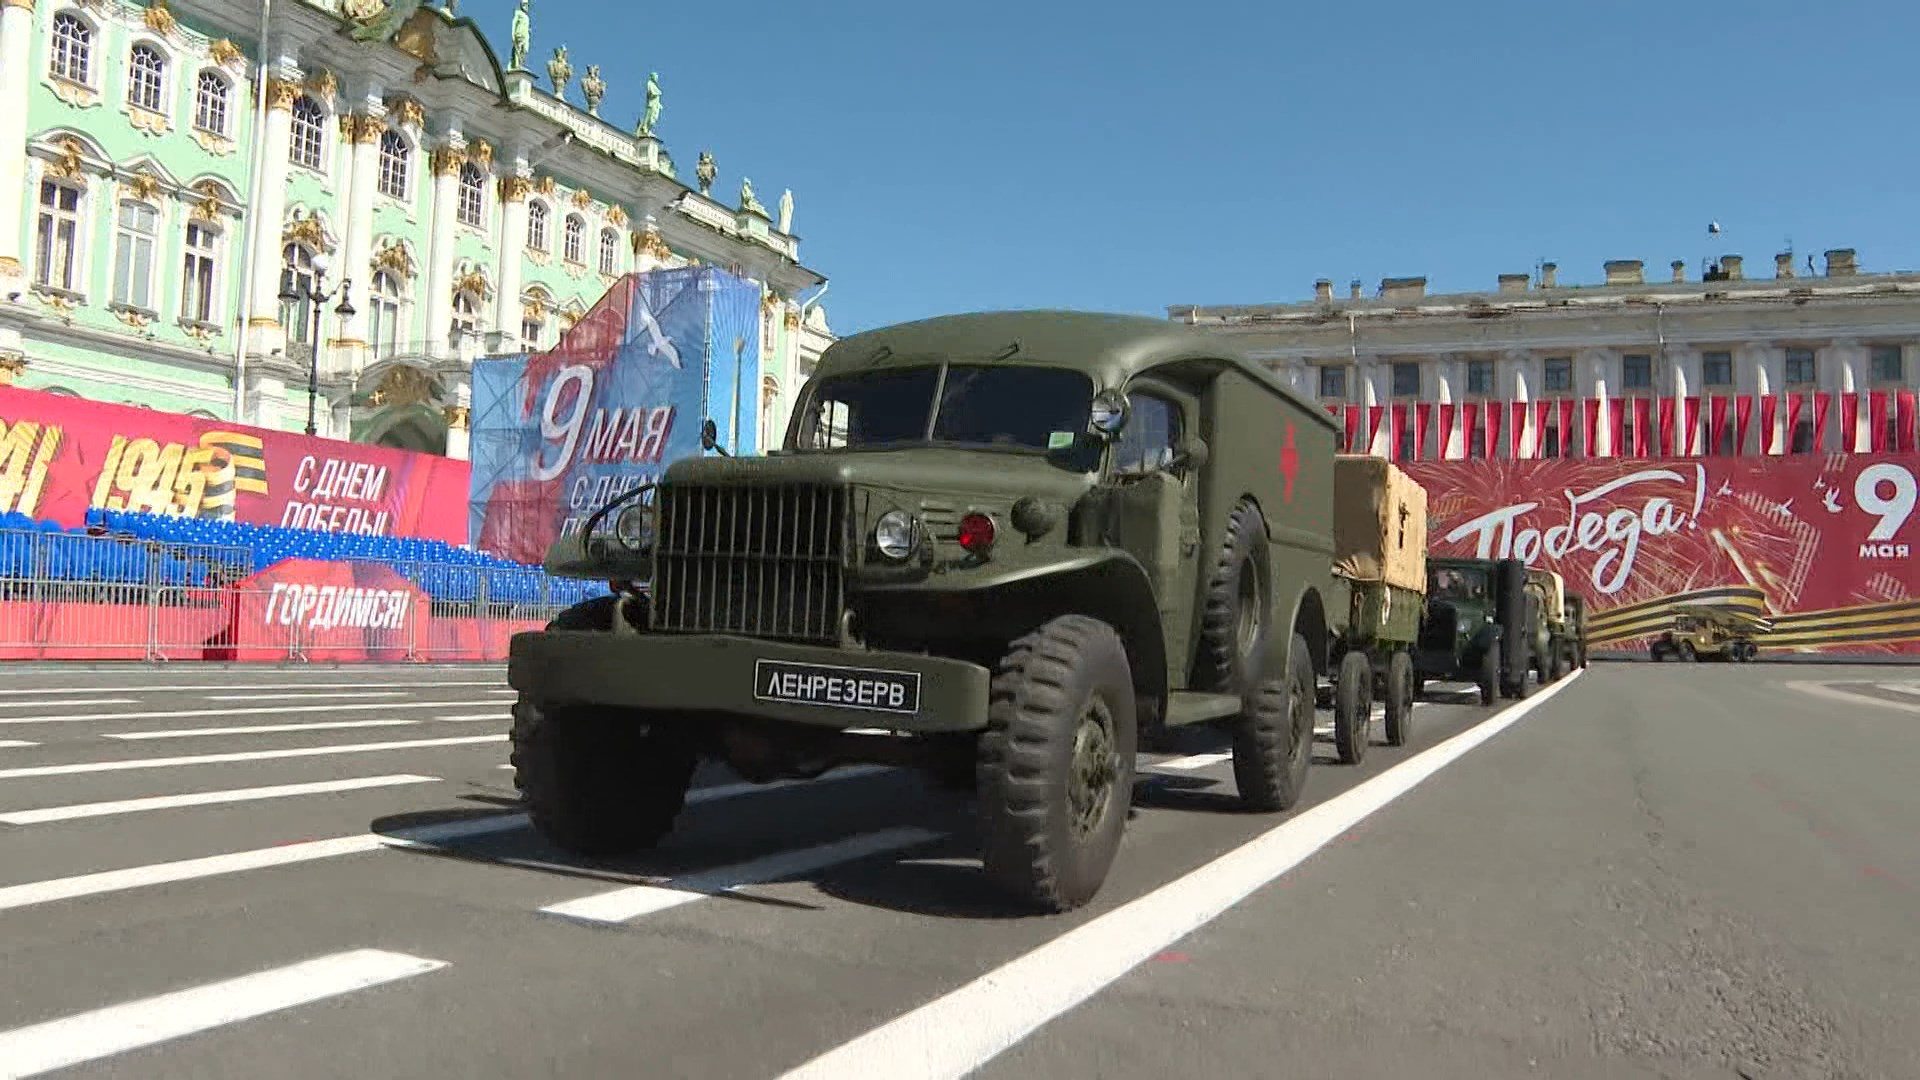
left=1279, top=422, right=1299, bottom=503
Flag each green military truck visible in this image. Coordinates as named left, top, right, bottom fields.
left=507, top=311, right=1342, bottom=913
left=1414, top=556, right=1538, bottom=704
left=1565, top=592, right=1591, bottom=669
left=1525, top=567, right=1577, bottom=683
left=1324, top=455, right=1428, bottom=764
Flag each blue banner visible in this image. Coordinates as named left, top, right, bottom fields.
left=465, top=266, right=764, bottom=564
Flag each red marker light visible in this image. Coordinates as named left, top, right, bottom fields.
left=957, top=512, right=996, bottom=555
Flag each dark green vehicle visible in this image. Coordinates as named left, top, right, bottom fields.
left=1413, top=556, right=1537, bottom=704
left=508, top=311, right=1342, bottom=913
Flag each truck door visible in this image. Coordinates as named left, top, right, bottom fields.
left=1108, top=385, right=1202, bottom=684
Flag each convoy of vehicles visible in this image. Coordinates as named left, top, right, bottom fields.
left=1324, top=455, right=1427, bottom=763
left=1413, top=556, right=1531, bottom=704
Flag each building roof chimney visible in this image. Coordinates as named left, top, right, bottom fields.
left=1313, top=278, right=1333, bottom=304
left=1775, top=252, right=1795, bottom=279
left=1540, top=262, right=1557, bottom=288
left=1824, top=248, right=1857, bottom=276
left=1348, top=279, right=1363, bottom=300
left=1720, top=254, right=1744, bottom=280
left=1603, top=259, right=1645, bottom=287
left=1497, top=273, right=1530, bottom=293
left=1380, top=276, right=1426, bottom=302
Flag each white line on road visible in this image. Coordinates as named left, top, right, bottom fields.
left=203, top=691, right=412, bottom=702
left=0, top=734, right=505, bottom=780
left=0, top=699, right=140, bottom=710
left=0, top=775, right=442, bottom=825
left=437, top=713, right=507, bottom=722
left=541, top=827, right=942, bottom=924
left=0, top=700, right=501, bottom=725
left=775, top=669, right=1587, bottom=1080
left=1153, top=751, right=1232, bottom=771
left=104, top=719, right=424, bottom=740
left=0, top=949, right=448, bottom=1078
left=1786, top=680, right=1920, bottom=715
left=0, top=681, right=504, bottom=697
left=0, top=741, right=36, bottom=749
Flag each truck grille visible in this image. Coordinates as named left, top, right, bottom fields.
left=651, top=483, right=851, bottom=643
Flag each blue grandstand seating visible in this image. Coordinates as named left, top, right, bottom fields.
left=0, top=508, right=603, bottom=607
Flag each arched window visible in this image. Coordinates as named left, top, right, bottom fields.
left=288, top=95, right=324, bottom=170
left=449, top=290, right=479, bottom=347
left=193, top=70, right=229, bottom=136
left=598, top=228, right=619, bottom=276
left=33, top=179, right=84, bottom=292
left=279, top=243, right=316, bottom=343
left=526, top=201, right=548, bottom=251
left=111, top=199, right=159, bottom=310
left=377, top=130, right=409, bottom=200
left=456, top=162, right=484, bottom=227
left=562, top=214, right=584, bottom=264
left=50, top=13, right=92, bottom=84
left=368, top=271, right=403, bottom=360
left=521, top=291, right=548, bottom=348
left=126, top=44, right=165, bottom=112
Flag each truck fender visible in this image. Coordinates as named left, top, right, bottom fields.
left=984, top=552, right=1169, bottom=729
left=1279, top=582, right=1329, bottom=677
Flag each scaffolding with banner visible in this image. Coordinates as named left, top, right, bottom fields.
left=465, top=265, right=766, bottom=567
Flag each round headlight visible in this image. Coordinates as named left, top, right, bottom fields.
left=615, top=504, right=654, bottom=551
left=874, top=509, right=917, bottom=560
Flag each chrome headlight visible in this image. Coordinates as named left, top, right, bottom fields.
left=874, top=509, right=918, bottom=561
left=615, top=503, right=655, bottom=552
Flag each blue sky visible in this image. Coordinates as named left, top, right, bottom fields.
left=461, top=0, right=1916, bottom=335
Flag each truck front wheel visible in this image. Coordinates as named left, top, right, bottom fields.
left=1477, top=645, right=1498, bottom=705
left=977, top=614, right=1138, bottom=914
left=510, top=701, right=697, bottom=857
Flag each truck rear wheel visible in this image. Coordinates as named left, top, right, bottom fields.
left=1231, top=631, right=1315, bottom=812
left=511, top=701, right=697, bottom=857
left=1332, top=651, right=1372, bottom=765
left=1192, top=500, right=1269, bottom=697
left=1382, top=650, right=1414, bottom=747
left=1477, top=644, right=1498, bottom=705
left=977, top=614, right=1138, bottom=914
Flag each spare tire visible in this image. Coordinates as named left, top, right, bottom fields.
left=1192, top=499, right=1270, bottom=697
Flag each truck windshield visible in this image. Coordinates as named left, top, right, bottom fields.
left=792, top=363, right=1098, bottom=464
left=1430, top=567, right=1489, bottom=602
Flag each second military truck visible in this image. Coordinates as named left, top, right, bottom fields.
left=1324, top=455, right=1428, bottom=764
left=509, top=311, right=1342, bottom=913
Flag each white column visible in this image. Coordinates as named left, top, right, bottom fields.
left=423, top=135, right=466, bottom=361
left=1585, top=350, right=1613, bottom=457
left=1668, top=347, right=1696, bottom=456
left=247, top=70, right=300, bottom=356
left=492, top=164, right=530, bottom=350
left=1503, top=350, right=1533, bottom=458
left=0, top=0, right=37, bottom=289
left=1431, top=355, right=1457, bottom=460
left=1362, top=359, right=1388, bottom=456
left=1826, top=338, right=1865, bottom=452
left=335, top=98, right=383, bottom=371
left=443, top=382, right=471, bottom=460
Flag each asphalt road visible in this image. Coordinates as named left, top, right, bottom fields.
left=0, top=660, right=1914, bottom=1079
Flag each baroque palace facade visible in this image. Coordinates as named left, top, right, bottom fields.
left=1170, top=249, right=1920, bottom=461
left=0, top=0, right=833, bottom=458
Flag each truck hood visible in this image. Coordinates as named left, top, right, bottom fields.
left=659, top=447, right=1099, bottom=503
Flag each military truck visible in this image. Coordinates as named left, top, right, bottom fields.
left=507, top=311, right=1341, bottom=914
left=1525, top=567, right=1576, bottom=683
left=1324, top=455, right=1428, bottom=763
left=1650, top=608, right=1768, bottom=662
left=1565, top=592, right=1591, bottom=669
left=1414, top=556, right=1537, bottom=704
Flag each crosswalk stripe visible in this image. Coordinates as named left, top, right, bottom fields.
left=540, top=827, right=942, bottom=924
left=0, top=948, right=449, bottom=1077
left=0, top=734, right=506, bottom=780
left=104, top=720, right=424, bottom=740
left=0, top=700, right=500, bottom=725
left=0, top=681, right=503, bottom=697
left=0, top=775, right=442, bottom=825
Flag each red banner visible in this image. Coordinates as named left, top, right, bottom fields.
left=0, top=385, right=469, bottom=543
left=1406, top=455, right=1920, bottom=655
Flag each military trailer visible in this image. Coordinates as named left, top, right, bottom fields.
left=1414, top=556, right=1537, bottom=704
left=507, top=311, right=1342, bottom=914
left=1324, top=455, right=1428, bottom=764
left=1525, top=567, right=1576, bottom=683
left=1650, top=608, right=1769, bottom=662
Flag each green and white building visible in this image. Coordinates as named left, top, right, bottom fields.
left=0, top=0, right=833, bottom=457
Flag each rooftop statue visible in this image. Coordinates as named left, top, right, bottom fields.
left=739, top=177, right=767, bottom=217
left=547, top=45, right=572, bottom=98
left=778, top=189, right=793, bottom=233
left=637, top=72, right=662, bottom=137
left=696, top=151, right=717, bottom=195
left=508, top=0, right=530, bottom=71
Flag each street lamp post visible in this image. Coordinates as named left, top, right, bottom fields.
left=277, top=252, right=355, bottom=437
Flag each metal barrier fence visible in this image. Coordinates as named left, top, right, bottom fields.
left=0, top=526, right=583, bottom=663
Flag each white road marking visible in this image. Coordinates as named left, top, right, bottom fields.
left=776, top=669, right=1587, bottom=1080
left=203, top=691, right=412, bottom=702
left=0, top=700, right=500, bottom=725
left=437, top=713, right=507, bottom=722
left=0, top=681, right=503, bottom=697
left=0, top=734, right=506, bottom=780
left=1786, top=680, right=1920, bottom=715
left=104, top=720, right=423, bottom=740
left=1153, top=751, right=1232, bottom=771
left=542, top=827, right=942, bottom=924
left=0, top=740, right=36, bottom=749
left=0, top=814, right=527, bottom=913
left=1873, top=682, right=1920, bottom=698
left=0, top=698, right=140, bottom=710
left=0, top=948, right=448, bottom=1077
left=0, top=775, right=441, bottom=825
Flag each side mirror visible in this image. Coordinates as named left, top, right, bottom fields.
left=1180, top=436, right=1210, bottom=471
left=700, top=418, right=719, bottom=451
left=1088, top=389, right=1130, bottom=439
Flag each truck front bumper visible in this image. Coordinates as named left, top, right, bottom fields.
left=507, top=630, right=993, bottom=734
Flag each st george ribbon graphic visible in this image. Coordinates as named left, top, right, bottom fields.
left=1406, top=454, right=1920, bottom=654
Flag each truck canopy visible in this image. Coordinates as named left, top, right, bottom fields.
left=1331, top=454, right=1428, bottom=593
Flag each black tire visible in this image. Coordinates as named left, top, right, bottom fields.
left=1192, top=499, right=1270, bottom=696
left=1232, top=631, right=1316, bottom=812
left=511, top=700, right=698, bottom=856
left=1477, top=644, right=1498, bottom=705
left=977, top=614, right=1138, bottom=914
left=1678, top=641, right=1697, bottom=663
left=550, top=594, right=621, bottom=631
left=1546, top=641, right=1565, bottom=683
left=1332, top=651, right=1372, bottom=765
left=1383, top=650, right=1415, bottom=747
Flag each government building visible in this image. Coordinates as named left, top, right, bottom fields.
left=1170, top=249, right=1920, bottom=461
left=0, top=0, right=834, bottom=458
